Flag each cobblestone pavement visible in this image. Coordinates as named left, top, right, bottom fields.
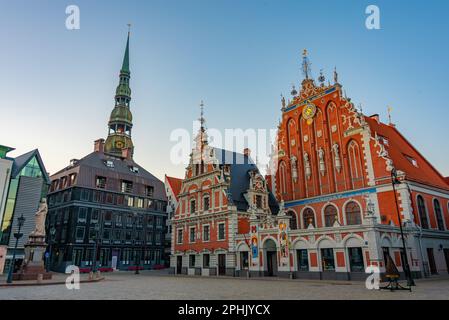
left=0, top=270, right=448, bottom=300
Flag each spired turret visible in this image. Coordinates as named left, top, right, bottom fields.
left=104, top=29, right=134, bottom=158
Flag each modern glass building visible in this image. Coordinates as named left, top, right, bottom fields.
left=0, top=148, right=50, bottom=274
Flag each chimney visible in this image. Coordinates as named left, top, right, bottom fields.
left=94, top=139, right=105, bottom=153
left=243, top=148, right=251, bottom=157
left=122, top=147, right=133, bottom=160
left=369, top=114, right=380, bottom=123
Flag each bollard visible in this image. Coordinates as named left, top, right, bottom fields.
left=89, top=271, right=93, bottom=280
left=37, top=274, right=43, bottom=284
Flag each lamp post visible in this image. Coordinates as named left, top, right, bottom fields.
left=133, top=213, right=140, bottom=275
left=92, top=225, right=100, bottom=274
left=391, top=168, right=415, bottom=287
left=6, top=214, right=26, bottom=284
left=46, top=227, right=56, bottom=272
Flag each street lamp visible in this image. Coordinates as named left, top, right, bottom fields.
left=391, top=168, right=415, bottom=287
left=133, top=213, right=140, bottom=275
left=92, top=225, right=100, bottom=274
left=46, top=227, right=56, bottom=272
left=6, top=214, right=26, bottom=284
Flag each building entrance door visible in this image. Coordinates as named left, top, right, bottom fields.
left=176, top=256, right=182, bottom=274
left=427, top=248, right=438, bottom=275
left=444, top=249, right=449, bottom=274
left=267, top=251, right=277, bottom=276
left=218, top=254, right=226, bottom=276
left=111, top=250, right=119, bottom=270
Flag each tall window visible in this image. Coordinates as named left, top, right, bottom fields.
left=279, top=162, right=287, bottom=194
left=417, top=195, right=429, bottom=229
left=121, top=180, right=133, bottom=193
left=287, top=211, right=298, bottom=230
left=256, top=195, right=263, bottom=209
left=177, top=229, right=183, bottom=244
left=189, top=255, right=196, bottom=268
left=348, top=247, right=364, bottom=272
left=434, top=199, right=445, bottom=231
left=321, top=248, right=335, bottom=271
left=218, top=223, right=225, bottom=240
left=303, top=208, right=315, bottom=228
left=203, top=225, right=210, bottom=242
left=345, top=201, right=362, bottom=225
left=297, top=249, right=309, bottom=271
left=203, top=254, right=210, bottom=268
left=203, top=195, right=210, bottom=211
left=190, top=199, right=196, bottom=214
left=324, top=205, right=338, bottom=227
left=95, top=176, right=107, bottom=189
left=189, top=227, right=196, bottom=243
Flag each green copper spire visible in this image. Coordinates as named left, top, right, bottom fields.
left=121, top=28, right=130, bottom=74
left=104, top=28, right=134, bottom=158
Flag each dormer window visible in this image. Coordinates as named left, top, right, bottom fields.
left=405, top=155, right=418, bottom=167
left=105, top=160, right=114, bottom=168
left=146, top=186, right=154, bottom=197
left=256, top=195, right=263, bottom=209
left=129, top=166, right=139, bottom=173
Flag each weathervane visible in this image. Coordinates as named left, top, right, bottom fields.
left=387, top=106, right=393, bottom=124
left=127, top=23, right=131, bottom=34
left=301, top=49, right=311, bottom=79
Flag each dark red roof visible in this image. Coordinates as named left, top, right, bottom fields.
left=165, top=175, right=182, bottom=200
left=365, top=116, right=449, bottom=191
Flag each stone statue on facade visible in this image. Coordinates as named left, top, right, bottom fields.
left=31, top=199, right=48, bottom=237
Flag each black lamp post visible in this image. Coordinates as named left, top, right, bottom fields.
left=6, top=214, right=26, bottom=284
left=92, top=225, right=100, bottom=274
left=391, top=168, right=416, bottom=287
left=133, top=213, right=140, bottom=275
left=46, top=227, right=56, bottom=272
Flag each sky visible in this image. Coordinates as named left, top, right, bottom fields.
left=1, top=0, right=449, bottom=181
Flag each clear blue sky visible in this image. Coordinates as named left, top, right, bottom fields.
left=2, top=0, right=449, bottom=181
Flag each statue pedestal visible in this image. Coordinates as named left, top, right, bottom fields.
left=13, top=234, right=52, bottom=281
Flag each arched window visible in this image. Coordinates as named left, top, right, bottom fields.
left=417, top=195, right=429, bottom=229
left=434, top=199, right=445, bottom=231
left=324, top=205, right=338, bottom=227
left=287, top=211, right=298, bottom=230
left=279, top=162, right=287, bottom=194
left=303, top=208, right=315, bottom=228
left=345, top=201, right=362, bottom=225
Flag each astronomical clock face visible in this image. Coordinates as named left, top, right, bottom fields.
left=302, top=102, right=317, bottom=125
left=115, top=141, right=124, bottom=149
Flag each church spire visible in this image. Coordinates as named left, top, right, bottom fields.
left=121, top=24, right=131, bottom=74
left=104, top=28, right=134, bottom=158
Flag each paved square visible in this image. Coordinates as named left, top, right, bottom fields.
left=0, top=271, right=448, bottom=300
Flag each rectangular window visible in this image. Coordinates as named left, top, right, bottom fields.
left=102, top=228, right=111, bottom=240
left=96, top=176, right=107, bottom=189
left=256, top=195, right=263, bottom=209
left=348, top=247, right=364, bottom=272
left=321, top=248, right=335, bottom=271
left=189, top=227, right=196, bottom=243
left=204, top=196, right=210, bottom=211
left=75, top=227, right=85, bottom=240
left=78, top=208, right=87, bottom=222
left=203, top=225, right=210, bottom=242
left=155, top=232, right=161, bottom=244
left=146, top=186, right=154, bottom=197
left=203, top=254, right=210, bottom=268
left=91, top=209, right=99, bottom=224
left=189, top=255, right=196, bottom=268
left=104, top=211, right=112, bottom=225
left=80, top=189, right=90, bottom=201
left=218, top=222, right=225, bottom=240
left=137, top=198, right=144, bottom=208
left=177, top=229, right=183, bottom=244
left=126, top=196, right=134, bottom=207
left=105, top=193, right=114, bottom=204
left=121, top=180, right=133, bottom=193
left=146, top=231, right=153, bottom=244
left=114, top=229, right=122, bottom=241
left=190, top=199, right=196, bottom=214
left=297, top=249, right=309, bottom=271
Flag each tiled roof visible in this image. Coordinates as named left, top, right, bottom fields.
left=165, top=175, right=182, bottom=200
left=365, top=116, right=449, bottom=191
